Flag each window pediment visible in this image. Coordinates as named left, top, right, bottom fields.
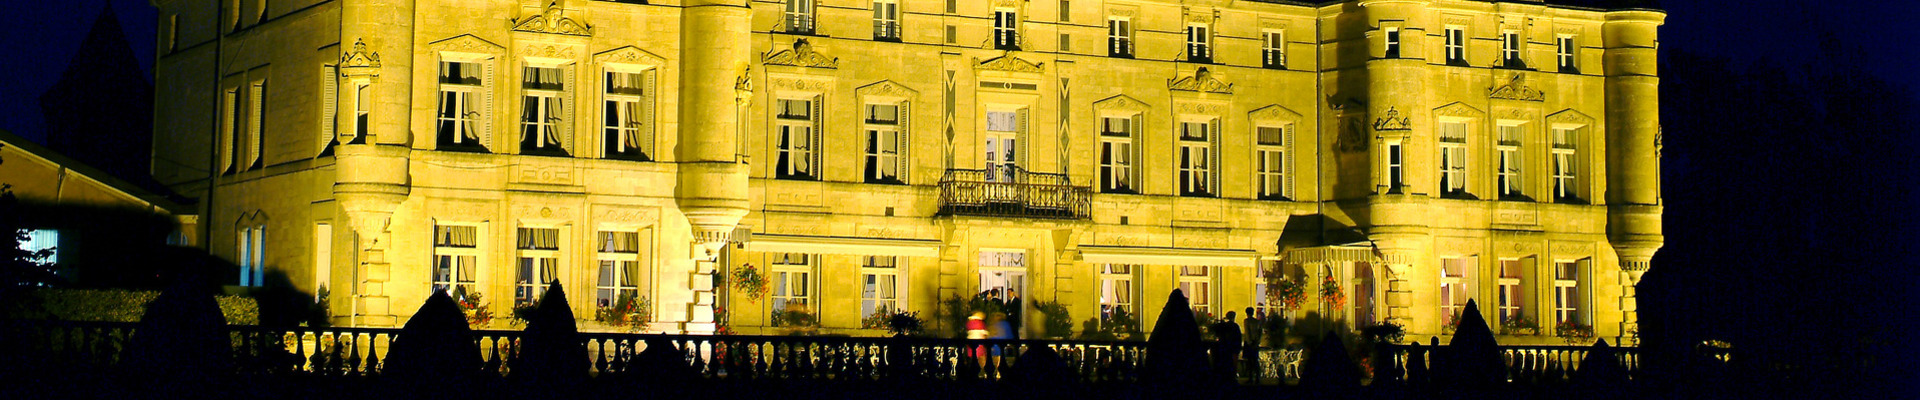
left=340, top=38, right=382, bottom=77
left=1546, top=109, right=1594, bottom=126
left=1248, top=105, right=1302, bottom=125
left=1489, top=72, right=1546, bottom=102
left=593, top=46, right=666, bottom=69
left=1372, top=106, right=1412, bottom=132
left=974, top=54, right=1045, bottom=74
left=1093, top=95, right=1150, bottom=116
left=1169, top=67, right=1232, bottom=94
left=512, top=2, right=593, bottom=37
left=763, top=39, right=839, bottom=69
left=1434, top=102, right=1485, bottom=120
left=856, top=80, right=918, bottom=102
left=428, top=34, right=505, bottom=57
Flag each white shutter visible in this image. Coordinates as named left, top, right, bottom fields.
left=897, top=101, right=910, bottom=183
left=1131, top=115, right=1143, bottom=188
left=812, top=97, right=824, bottom=174
left=479, top=59, right=495, bottom=152
left=320, top=65, right=337, bottom=156
left=1284, top=124, right=1295, bottom=199
left=1015, top=108, right=1029, bottom=169
left=561, top=65, right=576, bottom=155
left=220, top=89, right=235, bottom=174
left=643, top=70, right=656, bottom=159
left=1211, top=118, right=1222, bottom=193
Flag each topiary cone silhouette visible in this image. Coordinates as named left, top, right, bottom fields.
left=513, top=281, right=589, bottom=383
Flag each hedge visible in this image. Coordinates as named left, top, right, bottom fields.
left=1, top=288, right=260, bottom=325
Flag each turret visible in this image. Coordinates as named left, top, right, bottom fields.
left=332, top=0, right=415, bottom=326
left=675, top=0, right=753, bottom=256
left=1359, top=0, right=1434, bottom=327
left=1602, top=9, right=1665, bottom=341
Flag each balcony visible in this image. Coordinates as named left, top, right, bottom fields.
left=938, top=167, right=1091, bottom=220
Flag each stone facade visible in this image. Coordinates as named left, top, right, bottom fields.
left=151, top=0, right=1663, bottom=343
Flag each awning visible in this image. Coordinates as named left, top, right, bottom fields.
left=744, top=234, right=943, bottom=257
left=1281, top=242, right=1383, bottom=265
left=1078, top=246, right=1259, bottom=267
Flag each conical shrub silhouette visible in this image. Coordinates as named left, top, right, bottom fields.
left=383, top=290, right=483, bottom=385
left=1142, top=289, right=1207, bottom=385
left=1574, top=338, right=1629, bottom=386
left=125, top=271, right=231, bottom=379
left=1006, top=344, right=1075, bottom=390
left=1444, top=299, right=1506, bottom=387
left=512, top=281, right=589, bottom=383
left=1300, top=331, right=1362, bottom=389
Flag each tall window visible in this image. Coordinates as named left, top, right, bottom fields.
left=1178, top=266, right=1211, bottom=315
left=1552, top=127, right=1579, bottom=201
left=978, top=251, right=1027, bottom=302
left=1107, top=18, right=1132, bottom=58
left=353, top=83, right=370, bottom=143
left=1501, top=31, right=1524, bottom=67
left=770, top=253, right=814, bottom=324
left=246, top=82, right=265, bottom=170
left=1352, top=262, right=1376, bottom=327
left=1256, top=125, right=1291, bottom=200
left=433, top=225, right=479, bottom=300
left=872, top=0, right=900, bottom=40
left=1185, top=23, right=1212, bottom=63
left=1058, top=0, right=1070, bottom=21
left=993, top=9, right=1020, bottom=50
left=1386, top=143, right=1404, bottom=194
left=220, top=88, right=238, bottom=174
left=1098, top=264, right=1135, bottom=317
left=1252, top=261, right=1285, bottom=319
left=312, top=223, right=331, bottom=299
left=438, top=61, right=485, bottom=151
left=1440, top=257, right=1473, bottom=326
left=785, top=0, right=815, bottom=34
left=1445, top=27, right=1466, bottom=64
left=1383, top=27, right=1401, bottom=58
left=1178, top=120, right=1215, bottom=197
left=1497, top=124, right=1524, bottom=199
left=1556, top=36, right=1577, bottom=72
left=983, top=110, right=1022, bottom=182
left=865, top=103, right=905, bottom=184
left=596, top=231, right=643, bottom=308
left=776, top=97, right=819, bottom=180
left=1262, top=30, right=1285, bottom=69
left=520, top=66, right=567, bottom=155
left=604, top=69, right=653, bottom=161
left=1440, top=121, right=1468, bottom=196
left=1099, top=116, right=1136, bottom=193
left=1553, top=260, right=1586, bottom=325
left=1498, top=259, right=1528, bottom=327
left=516, top=227, right=560, bottom=306
left=861, top=256, right=902, bottom=324
left=236, top=225, right=264, bottom=287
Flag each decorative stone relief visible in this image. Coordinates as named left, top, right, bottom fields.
left=1174, top=101, right=1226, bottom=115
left=596, top=206, right=657, bottom=224
left=1552, top=241, right=1594, bottom=255
left=1372, top=107, right=1411, bottom=131
left=974, top=54, right=1045, bottom=73
left=763, top=39, right=839, bottom=69
left=427, top=34, right=504, bottom=54
left=340, top=38, right=382, bottom=77
left=436, top=200, right=495, bottom=220
left=512, top=1, right=593, bottom=36
left=1489, top=73, right=1546, bottom=101
left=521, top=44, right=577, bottom=59
left=1546, top=109, right=1594, bottom=125
left=1494, top=209, right=1537, bottom=225
left=1248, top=105, right=1302, bottom=123
left=593, top=46, right=666, bottom=67
left=735, top=66, right=754, bottom=105
left=1169, top=67, right=1233, bottom=94
left=513, top=164, right=575, bottom=185
left=768, top=76, right=831, bottom=93
left=856, top=80, right=918, bottom=101
left=1434, top=102, right=1484, bottom=118
left=1093, top=95, right=1150, bottom=115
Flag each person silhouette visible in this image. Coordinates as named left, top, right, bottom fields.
left=1210, top=311, right=1242, bottom=382
left=1242, top=307, right=1264, bottom=383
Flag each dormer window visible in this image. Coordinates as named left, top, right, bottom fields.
left=1557, top=35, right=1578, bottom=73
left=1502, top=30, right=1526, bottom=68
left=1186, top=23, right=1212, bottom=63
left=994, top=9, right=1021, bottom=50
left=1108, top=17, right=1133, bottom=58
left=786, top=0, right=815, bottom=34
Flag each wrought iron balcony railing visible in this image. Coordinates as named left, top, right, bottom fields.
left=938, top=167, right=1091, bottom=219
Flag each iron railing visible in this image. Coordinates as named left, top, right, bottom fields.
left=938, top=167, right=1091, bottom=219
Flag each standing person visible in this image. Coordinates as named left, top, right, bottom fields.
left=1210, top=311, right=1242, bottom=382
left=1242, top=307, right=1265, bottom=383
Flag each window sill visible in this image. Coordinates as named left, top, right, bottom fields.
left=865, top=178, right=907, bottom=185
left=1440, top=191, right=1479, bottom=201
left=518, top=147, right=572, bottom=158
left=436, top=143, right=492, bottom=154
left=776, top=175, right=820, bottom=182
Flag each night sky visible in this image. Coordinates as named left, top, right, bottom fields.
left=1, top=0, right=1916, bottom=390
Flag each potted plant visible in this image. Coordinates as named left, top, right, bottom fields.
left=1318, top=275, right=1346, bottom=309
left=1501, top=315, right=1540, bottom=336
left=511, top=299, right=540, bottom=327
left=772, top=305, right=818, bottom=335
left=730, top=264, right=769, bottom=303
left=1555, top=320, right=1595, bottom=345
left=885, top=310, right=925, bottom=336
left=594, top=292, right=654, bottom=332
left=453, top=289, right=493, bottom=328
left=1442, top=309, right=1462, bottom=335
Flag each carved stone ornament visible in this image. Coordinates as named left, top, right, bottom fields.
left=763, top=39, right=839, bottom=69
left=512, top=1, right=593, bottom=36
left=1546, top=109, right=1594, bottom=125
left=1372, top=107, right=1412, bottom=131
left=1093, top=95, right=1150, bottom=114
left=974, top=54, right=1045, bottom=73
left=427, top=34, right=505, bottom=54
left=593, top=46, right=666, bottom=67
left=1488, top=73, right=1546, bottom=101
left=856, top=80, right=918, bottom=101
left=735, top=66, right=754, bottom=105
left=1655, top=126, right=1664, bottom=158
left=340, top=38, right=382, bottom=76
left=522, top=44, right=577, bottom=59
left=1249, top=105, right=1302, bottom=123
left=1434, top=102, right=1485, bottom=118
left=1169, top=67, right=1233, bottom=94
left=1335, top=118, right=1369, bottom=153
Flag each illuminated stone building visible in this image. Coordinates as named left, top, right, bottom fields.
left=150, top=0, right=1663, bottom=343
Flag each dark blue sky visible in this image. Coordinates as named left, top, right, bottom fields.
left=0, top=0, right=1913, bottom=141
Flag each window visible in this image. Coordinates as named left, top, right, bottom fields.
left=1440, top=121, right=1468, bottom=196
left=437, top=61, right=486, bottom=151
left=861, top=256, right=902, bottom=325
left=1262, top=30, right=1286, bottom=69
left=775, top=97, right=819, bottom=180
left=983, top=110, right=1022, bottom=182
left=978, top=251, right=1026, bottom=302
left=1107, top=18, right=1133, bottom=58
left=1186, top=23, right=1212, bottom=63
left=1497, top=124, right=1524, bottom=199
left=1501, top=30, right=1524, bottom=68
left=865, top=103, right=906, bottom=184
left=1178, top=266, right=1211, bottom=315
left=236, top=225, right=264, bottom=287
left=1552, top=128, right=1579, bottom=201
left=167, top=14, right=179, bottom=52
left=246, top=81, right=265, bottom=170
left=1440, top=257, right=1473, bottom=326
left=1553, top=260, right=1586, bottom=325
left=516, top=227, right=561, bottom=306
left=432, top=225, right=479, bottom=299
left=770, top=253, right=814, bottom=324
left=1352, top=262, right=1376, bottom=327
left=1498, top=258, right=1528, bottom=327
left=1252, top=261, right=1286, bottom=319
left=1383, top=27, right=1401, bottom=58
left=220, top=88, right=238, bottom=174
left=1556, top=35, right=1577, bottom=72
left=604, top=69, right=653, bottom=161
left=946, top=0, right=956, bottom=13
left=353, top=83, right=370, bottom=143
left=521, top=66, right=567, bottom=156
left=1058, top=0, right=1070, bottom=21
left=1098, top=264, right=1135, bottom=317
left=873, top=0, right=900, bottom=40
left=945, top=25, right=957, bottom=44
left=1386, top=142, right=1404, bottom=194
left=993, top=9, right=1020, bottom=50
left=1178, top=120, right=1216, bottom=197
left=1256, top=125, right=1291, bottom=200
left=313, top=223, right=331, bottom=300
left=1099, top=116, right=1137, bottom=193
left=16, top=229, right=57, bottom=270
left=596, top=231, right=644, bottom=308
left=1445, top=27, right=1466, bottom=64
left=1060, top=33, right=1071, bottom=52
left=786, top=0, right=815, bottom=34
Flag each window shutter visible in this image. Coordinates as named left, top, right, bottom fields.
left=1284, top=124, right=1295, bottom=199
left=320, top=66, right=337, bottom=156
left=897, top=102, right=910, bottom=183
left=1015, top=108, right=1029, bottom=168
left=1131, top=114, right=1142, bottom=188
left=812, top=97, right=824, bottom=173
left=474, top=60, right=494, bottom=151
left=561, top=66, right=576, bottom=154
left=220, top=90, right=235, bottom=174
left=1211, top=118, right=1222, bottom=192
left=249, top=83, right=265, bottom=169
left=1521, top=256, right=1537, bottom=318
left=643, top=70, right=657, bottom=158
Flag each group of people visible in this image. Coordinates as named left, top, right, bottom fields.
left=1207, top=307, right=1290, bottom=383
